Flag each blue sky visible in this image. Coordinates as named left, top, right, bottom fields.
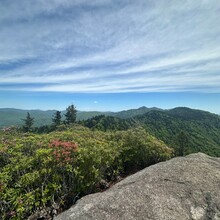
left=0, top=0, right=220, bottom=113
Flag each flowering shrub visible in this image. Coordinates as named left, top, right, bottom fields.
left=0, top=136, right=79, bottom=219
left=0, top=126, right=172, bottom=219
left=49, top=140, right=78, bottom=165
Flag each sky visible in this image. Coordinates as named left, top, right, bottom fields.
left=0, top=0, right=220, bottom=113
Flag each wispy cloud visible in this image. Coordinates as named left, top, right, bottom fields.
left=0, top=0, right=220, bottom=93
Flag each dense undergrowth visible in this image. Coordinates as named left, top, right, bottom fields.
left=0, top=125, right=172, bottom=219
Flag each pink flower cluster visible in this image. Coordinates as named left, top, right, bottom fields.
left=49, top=140, right=78, bottom=165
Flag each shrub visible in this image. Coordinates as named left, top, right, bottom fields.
left=0, top=126, right=173, bottom=219
left=114, top=128, right=173, bottom=172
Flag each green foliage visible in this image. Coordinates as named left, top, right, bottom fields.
left=0, top=125, right=172, bottom=219
left=76, top=111, right=106, bottom=121
left=0, top=134, right=78, bottom=219
left=32, top=124, right=55, bottom=134
left=113, top=128, right=173, bottom=171
left=134, top=108, right=220, bottom=156
left=81, top=115, right=133, bottom=131
left=111, top=106, right=161, bottom=119
left=52, top=111, right=62, bottom=127
left=22, top=112, right=34, bottom=132
left=174, top=131, right=189, bottom=156
left=64, top=105, right=77, bottom=125
left=82, top=107, right=220, bottom=157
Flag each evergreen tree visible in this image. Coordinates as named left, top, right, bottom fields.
left=22, top=112, right=34, bottom=132
left=175, top=131, right=189, bottom=156
left=52, top=111, right=62, bottom=127
left=65, top=105, right=77, bottom=124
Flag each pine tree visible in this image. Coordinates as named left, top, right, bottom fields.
left=52, top=111, right=62, bottom=127
left=175, top=131, right=189, bottom=156
left=22, top=112, right=34, bottom=132
left=65, top=105, right=77, bottom=124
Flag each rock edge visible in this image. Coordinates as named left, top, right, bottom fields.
left=55, top=153, right=220, bottom=220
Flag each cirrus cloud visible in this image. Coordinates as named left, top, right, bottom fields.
left=0, top=0, right=220, bottom=93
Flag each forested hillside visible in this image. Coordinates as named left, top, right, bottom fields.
left=110, top=106, right=162, bottom=119
left=81, top=107, right=220, bottom=156
left=81, top=115, right=134, bottom=131
left=134, top=108, right=220, bottom=156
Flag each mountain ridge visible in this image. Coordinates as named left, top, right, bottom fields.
left=82, top=107, right=220, bottom=156
left=0, top=106, right=219, bottom=128
left=0, top=106, right=161, bottom=128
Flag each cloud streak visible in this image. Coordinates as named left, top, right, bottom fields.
left=0, top=0, right=220, bottom=93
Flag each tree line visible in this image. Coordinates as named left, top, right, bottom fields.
left=21, top=104, right=190, bottom=157
left=22, top=105, right=77, bottom=132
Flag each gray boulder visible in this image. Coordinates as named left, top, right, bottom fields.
left=55, top=153, right=220, bottom=220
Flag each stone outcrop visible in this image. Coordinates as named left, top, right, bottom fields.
left=55, top=153, right=220, bottom=220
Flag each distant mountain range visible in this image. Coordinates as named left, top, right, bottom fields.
left=0, top=108, right=56, bottom=128
left=1, top=106, right=220, bottom=156
left=0, top=106, right=160, bottom=128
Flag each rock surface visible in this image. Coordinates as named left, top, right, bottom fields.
left=55, top=153, right=220, bottom=220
